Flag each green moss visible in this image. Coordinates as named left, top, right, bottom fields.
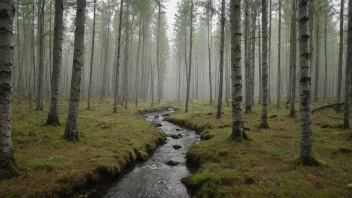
left=217, top=149, right=229, bottom=157
left=137, top=150, right=149, bottom=161
left=189, top=170, right=221, bottom=198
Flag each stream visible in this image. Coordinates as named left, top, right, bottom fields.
left=88, top=110, right=200, bottom=198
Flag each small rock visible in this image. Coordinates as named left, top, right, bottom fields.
left=166, top=160, right=180, bottom=166
left=177, top=134, right=183, bottom=138
left=155, top=123, right=162, bottom=127
left=176, top=129, right=181, bottom=131
left=207, top=112, right=214, bottom=116
left=170, top=135, right=179, bottom=139
left=173, top=145, right=182, bottom=149
left=155, top=115, right=160, bottom=118
left=269, top=115, right=278, bottom=119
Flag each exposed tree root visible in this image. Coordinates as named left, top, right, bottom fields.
left=294, top=156, right=326, bottom=167
left=311, top=102, right=344, bottom=113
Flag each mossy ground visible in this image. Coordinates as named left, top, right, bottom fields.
left=167, top=99, right=352, bottom=198
left=0, top=97, right=167, bottom=197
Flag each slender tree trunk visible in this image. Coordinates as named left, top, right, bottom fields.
left=230, top=0, right=248, bottom=140
left=135, top=17, right=142, bottom=107
left=298, top=0, right=313, bottom=165
left=249, top=1, right=257, bottom=109
left=16, top=3, right=21, bottom=104
left=314, top=13, right=319, bottom=103
left=277, top=0, right=282, bottom=109
left=258, top=14, right=262, bottom=105
left=157, top=1, right=161, bottom=104
left=46, top=0, right=64, bottom=126
left=260, top=0, right=269, bottom=129
left=185, top=1, right=193, bottom=113
left=244, top=0, right=250, bottom=112
left=123, top=1, right=130, bottom=109
left=36, top=0, right=45, bottom=111
left=150, top=57, right=154, bottom=107
left=30, top=0, right=36, bottom=109
left=208, top=0, right=213, bottom=105
left=268, top=0, right=272, bottom=104
left=101, top=0, right=110, bottom=100
left=87, top=0, right=96, bottom=110
left=290, top=0, right=297, bottom=117
left=216, top=0, right=225, bottom=119
left=64, top=0, right=86, bottom=142
left=0, top=0, right=15, bottom=170
left=337, top=0, right=344, bottom=112
left=344, top=0, right=352, bottom=129
left=323, top=11, right=327, bottom=100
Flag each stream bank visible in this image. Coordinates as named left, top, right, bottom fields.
left=88, top=110, right=200, bottom=198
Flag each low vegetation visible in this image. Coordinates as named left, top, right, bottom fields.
left=0, top=97, right=167, bottom=197
left=167, top=100, right=352, bottom=198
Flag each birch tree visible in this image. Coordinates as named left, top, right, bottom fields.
left=0, top=0, right=16, bottom=172
left=260, top=0, right=269, bottom=129
left=336, top=0, right=344, bottom=112
left=36, top=0, right=45, bottom=111
left=230, top=0, right=249, bottom=141
left=216, top=0, right=225, bottom=119
left=298, top=0, right=314, bottom=165
left=46, top=0, right=64, bottom=126
left=64, top=0, right=86, bottom=142
left=344, top=0, right=352, bottom=129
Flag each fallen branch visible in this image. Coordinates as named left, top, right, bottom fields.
left=311, top=102, right=344, bottom=113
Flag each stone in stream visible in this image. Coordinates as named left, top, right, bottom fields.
left=166, top=160, right=180, bottom=166
left=176, top=128, right=181, bottom=131
left=155, top=123, right=162, bottom=127
left=170, top=134, right=182, bottom=139
left=173, top=145, right=182, bottom=149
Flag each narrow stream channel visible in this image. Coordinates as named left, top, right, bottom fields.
left=89, top=110, right=199, bottom=198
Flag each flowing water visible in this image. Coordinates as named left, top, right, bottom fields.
left=89, top=110, right=199, bottom=198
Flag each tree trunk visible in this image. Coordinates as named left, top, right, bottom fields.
left=113, top=0, right=123, bottom=112
left=290, top=0, right=297, bottom=117
left=260, top=0, right=269, bottom=129
left=87, top=0, right=96, bottom=110
left=208, top=0, right=213, bottom=105
left=64, top=0, right=86, bottom=142
left=277, top=0, right=282, bottom=109
left=135, top=17, right=142, bottom=107
left=46, top=0, right=64, bottom=126
left=244, top=0, right=250, bottom=112
left=268, top=0, right=272, bottom=104
left=123, top=1, right=130, bottom=109
left=16, top=3, right=21, bottom=104
left=323, top=11, right=327, bottom=100
left=102, top=0, right=111, bottom=100
left=0, top=0, right=15, bottom=170
left=314, top=12, right=319, bottom=103
left=216, top=0, right=225, bottom=119
left=344, top=0, right=352, bottom=129
left=258, top=13, right=262, bottom=105
left=185, top=1, right=193, bottom=113
left=337, top=0, right=344, bottom=112
left=230, top=0, right=247, bottom=140
left=250, top=1, right=257, bottom=108
left=298, top=0, right=313, bottom=165
left=36, top=0, right=45, bottom=111
left=157, top=1, right=161, bottom=104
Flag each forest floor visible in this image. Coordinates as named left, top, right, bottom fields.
left=0, top=97, right=169, bottom=197
left=166, top=100, right=352, bottom=198
left=1, top=97, right=352, bottom=197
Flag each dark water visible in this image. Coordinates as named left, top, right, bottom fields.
left=89, top=111, right=199, bottom=198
